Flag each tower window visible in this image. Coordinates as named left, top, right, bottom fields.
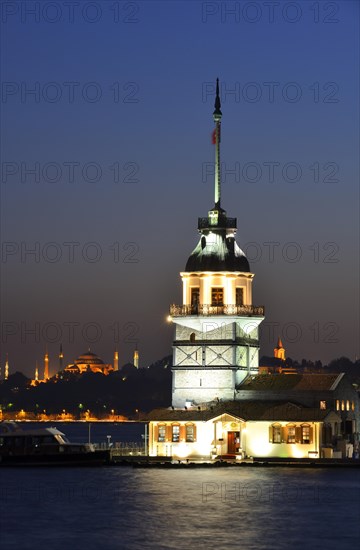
left=236, top=288, right=244, bottom=306
left=191, top=288, right=200, bottom=309
left=211, top=288, right=223, bottom=306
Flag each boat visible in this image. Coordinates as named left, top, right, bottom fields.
left=0, top=422, right=111, bottom=466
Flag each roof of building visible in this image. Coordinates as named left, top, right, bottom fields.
left=146, top=401, right=337, bottom=423
left=185, top=229, right=250, bottom=272
left=236, top=373, right=344, bottom=392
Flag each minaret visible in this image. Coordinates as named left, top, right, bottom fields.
left=133, top=348, right=139, bottom=369
left=114, top=349, right=119, bottom=371
left=59, top=343, right=64, bottom=371
left=274, top=337, right=285, bottom=361
left=4, top=354, right=9, bottom=380
left=169, top=79, right=265, bottom=407
left=44, top=349, right=49, bottom=380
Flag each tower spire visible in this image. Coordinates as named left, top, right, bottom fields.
left=213, top=78, right=222, bottom=207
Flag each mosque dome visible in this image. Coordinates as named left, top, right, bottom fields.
left=74, top=351, right=105, bottom=366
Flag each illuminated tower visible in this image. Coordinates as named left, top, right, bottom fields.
left=274, top=337, right=285, bottom=361
left=114, top=349, right=119, bottom=371
left=133, top=349, right=139, bottom=369
left=4, top=354, right=9, bottom=380
left=170, top=79, right=265, bottom=407
left=59, top=343, right=64, bottom=371
left=44, top=349, right=49, bottom=380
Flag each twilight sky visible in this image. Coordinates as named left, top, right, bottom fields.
left=0, top=0, right=359, bottom=377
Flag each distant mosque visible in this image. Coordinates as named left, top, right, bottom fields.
left=64, top=349, right=114, bottom=376
left=28, top=345, right=139, bottom=384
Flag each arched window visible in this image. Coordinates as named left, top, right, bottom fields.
left=157, top=424, right=166, bottom=443
left=185, top=423, right=196, bottom=442
left=301, top=424, right=311, bottom=444
left=286, top=424, right=296, bottom=444
left=171, top=424, right=180, bottom=442
left=270, top=423, right=282, bottom=444
left=190, top=332, right=196, bottom=343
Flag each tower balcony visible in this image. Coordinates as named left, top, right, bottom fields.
left=169, top=304, right=265, bottom=317
left=198, top=216, right=237, bottom=230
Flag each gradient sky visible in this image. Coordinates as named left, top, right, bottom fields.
left=1, top=0, right=359, bottom=377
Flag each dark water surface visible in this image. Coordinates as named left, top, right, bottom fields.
left=0, top=466, right=359, bottom=550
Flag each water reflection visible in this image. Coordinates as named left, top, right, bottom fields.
left=0, top=468, right=359, bottom=549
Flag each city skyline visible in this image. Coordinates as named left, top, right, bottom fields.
left=1, top=1, right=359, bottom=377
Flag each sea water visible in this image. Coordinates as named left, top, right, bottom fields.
left=0, top=467, right=359, bottom=549
left=0, top=423, right=359, bottom=549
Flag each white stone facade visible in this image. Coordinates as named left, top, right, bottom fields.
left=171, top=270, right=264, bottom=407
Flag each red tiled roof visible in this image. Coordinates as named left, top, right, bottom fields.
left=146, top=401, right=336, bottom=422
left=237, top=373, right=342, bottom=391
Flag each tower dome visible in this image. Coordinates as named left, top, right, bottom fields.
left=185, top=208, right=250, bottom=272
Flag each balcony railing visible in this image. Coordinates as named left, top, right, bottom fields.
left=169, top=304, right=265, bottom=316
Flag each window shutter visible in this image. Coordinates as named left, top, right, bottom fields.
left=283, top=426, right=289, bottom=443
left=193, top=424, right=197, bottom=442
left=295, top=426, right=302, bottom=443
left=166, top=425, right=172, bottom=442
left=180, top=425, right=186, bottom=442
left=309, top=426, right=314, bottom=444
left=269, top=426, right=273, bottom=443
left=153, top=424, right=159, bottom=442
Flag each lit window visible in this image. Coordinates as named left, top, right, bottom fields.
left=336, top=400, right=340, bottom=411
left=236, top=288, right=244, bottom=306
left=341, top=400, right=345, bottom=411
left=352, top=401, right=355, bottom=411
left=320, top=401, right=326, bottom=410
left=272, top=424, right=281, bottom=444
left=186, top=424, right=194, bottom=443
left=158, top=425, right=166, bottom=442
left=301, top=425, right=310, bottom=444
left=191, top=288, right=200, bottom=307
left=211, top=288, right=223, bottom=306
left=172, top=425, right=180, bottom=442
left=346, top=400, right=350, bottom=411
left=287, top=425, right=296, bottom=444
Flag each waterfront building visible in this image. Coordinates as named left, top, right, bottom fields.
left=148, top=80, right=359, bottom=460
